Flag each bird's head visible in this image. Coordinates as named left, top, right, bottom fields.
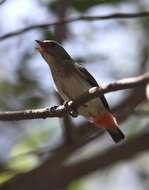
left=36, top=40, right=71, bottom=62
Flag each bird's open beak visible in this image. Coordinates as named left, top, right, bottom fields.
left=35, top=40, right=45, bottom=53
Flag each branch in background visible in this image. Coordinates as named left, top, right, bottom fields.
left=2, top=125, right=149, bottom=190
left=56, top=127, right=149, bottom=187
left=0, top=123, right=104, bottom=190
left=0, top=72, right=148, bottom=121
left=112, top=86, right=147, bottom=123
left=132, top=109, right=149, bottom=116
left=0, top=0, right=6, bottom=5
left=1, top=11, right=149, bottom=41
left=54, top=0, right=75, bottom=144
left=54, top=0, right=72, bottom=42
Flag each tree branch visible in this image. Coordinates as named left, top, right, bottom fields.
left=71, top=72, right=149, bottom=109
left=1, top=11, right=149, bottom=41
left=2, top=125, right=149, bottom=190
left=55, top=127, right=149, bottom=188
left=0, top=106, right=67, bottom=121
left=0, top=72, right=148, bottom=121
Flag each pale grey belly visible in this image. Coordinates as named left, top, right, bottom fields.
left=54, top=75, right=106, bottom=119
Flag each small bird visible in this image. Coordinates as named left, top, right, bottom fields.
left=36, top=40, right=125, bottom=143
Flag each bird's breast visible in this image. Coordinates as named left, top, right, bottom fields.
left=53, top=73, right=89, bottom=100
left=53, top=73, right=106, bottom=118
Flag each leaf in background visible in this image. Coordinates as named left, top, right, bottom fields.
left=0, top=172, right=15, bottom=184
left=24, top=96, right=44, bottom=108
left=11, top=129, right=50, bottom=157
left=8, top=129, right=51, bottom=172
left=0, top=82, right=16, bottom=94
left=67, top=180, right=83, bottom=190
left=8, top=155, right=38, bottom=172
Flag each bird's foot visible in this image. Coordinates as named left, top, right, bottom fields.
left=64, top=100, right=78, bottom=117
left=50, top=105, right=59, bottom=112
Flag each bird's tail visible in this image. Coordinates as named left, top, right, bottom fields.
left=92, top=112, right=125, bottom=143
left=106, top=128, right=124, bottom=143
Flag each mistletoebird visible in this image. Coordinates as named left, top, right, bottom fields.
left=36, top=40, right=125, bottom=143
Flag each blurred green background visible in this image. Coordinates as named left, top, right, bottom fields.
left=0, top=0, right=149, bottom=189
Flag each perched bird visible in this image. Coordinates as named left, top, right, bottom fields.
left=36, top=40, right=125, bottom=143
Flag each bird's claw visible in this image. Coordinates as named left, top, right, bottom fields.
left=64, top=100, right=78, bottom=117
left=50, top=105, right=59, bottom=112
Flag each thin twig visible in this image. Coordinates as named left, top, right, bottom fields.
left=1, top=11, right=149, bottom=41
left=0, top=72, right=148, bottom=121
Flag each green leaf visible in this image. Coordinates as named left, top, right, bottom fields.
left=0, top=172, right=15, bottom=184
left=24, top=96, right=44, bottom=108
left=0, top=82, right=16, bottom=94
left=67, top=180, right=83, bottom=190
left=11, top=132, right=49, bottom=157
left=8, top=155, right=38, bottom=172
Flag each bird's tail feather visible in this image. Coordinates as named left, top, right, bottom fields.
left=92, top=112, right=125, bottom=143
left=107, top=128, right=125, bottom=143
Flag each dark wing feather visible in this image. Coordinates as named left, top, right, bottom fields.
left=75, top=63, right=110, bottom=111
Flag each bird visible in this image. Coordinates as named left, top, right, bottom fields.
left=36, top=40, right=125, bottom=143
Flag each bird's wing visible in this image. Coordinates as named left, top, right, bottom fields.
left=75, top=63, right=110, bottom=111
